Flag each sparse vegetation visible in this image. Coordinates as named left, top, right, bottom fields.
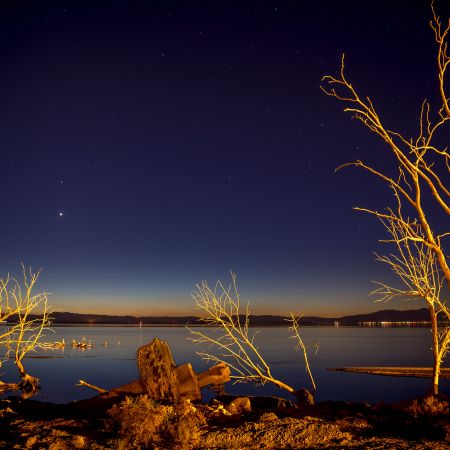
left=163, top=400, right=207, bottom=446
left=407, top=395, right=450, bottom=418
left=321, top=2, right=450, bottom=394
left=188, top=272, right=316, bottom=399
left=107, top=395, right=206, bottom=449
left=108, top=395, right=168, bottom=448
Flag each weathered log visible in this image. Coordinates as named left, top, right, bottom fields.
left=137, top=338, right=231, bottom=402
left=176, top=363, right=201, bottom=401
left=112, top=379, right=145, bottom=394
left=328, top=367, right=450, bottom=378
left=197, top=362, right=230, bottom=388
left=78, top=379, right=145, bottom=395
left=77, top=379, right=109, bottom=394
left=78, top=338, right=231, bottom=401
left=137, top=337, right=180, bottom=401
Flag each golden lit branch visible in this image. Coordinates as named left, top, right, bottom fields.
left=372, top=217, right=440, bottom=300
left=431, top=0, right=450, bottom=117
left=323, top=51, right=450, bottom=219
left=286, top=312, right=316, bottom=394
left=336, top=160, right=416, bottom=207
left=188, top=273, right=316, bottom=399
left=188, top=273, right=295, bottom=394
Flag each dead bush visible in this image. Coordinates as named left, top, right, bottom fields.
left=407, top=396, right=450, bottom=418
left=108, top=395, right=169, bottom=448
left=108, top=395, right=206, bottom=449
left=163, top=400, right=207, bottom=447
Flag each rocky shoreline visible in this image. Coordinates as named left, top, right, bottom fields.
left=1, top=392, right=450, bottom=449
left=1, top=339, right=449, bottom=449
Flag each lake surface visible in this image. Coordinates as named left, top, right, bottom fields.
left=2, top=325, right=449, bottom=404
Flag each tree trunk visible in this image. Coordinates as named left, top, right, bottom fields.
left=433, top=356, right=442, bottom=396
left=137, top=337, right=180, bottom=402
left=428, top=302, right=440, bottom=395
left=16, top=359, right=40, bottom=399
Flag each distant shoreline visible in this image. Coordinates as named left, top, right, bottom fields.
left=47, top=322, right=435, bottom=328
left=4, top=307, right=443, bottom=326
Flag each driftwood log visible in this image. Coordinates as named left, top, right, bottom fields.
left=137, top=337, right=230, bottom=401
left=78, top=337, right=231, bottom=401
left=328, top=366, right=450, bottom=378
left=137, top=337, right=179, bottom=401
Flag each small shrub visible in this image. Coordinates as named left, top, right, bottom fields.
left=108, top=395, right=171, bottom=448
left=163, top=400, right=206, bottom=447
left=108, top=395, right=206, bottom=449
left=407, top=396, right=450, bottom=418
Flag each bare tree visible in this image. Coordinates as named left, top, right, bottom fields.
left=321, top=2, right=450, bottom=394
left=373, top=212, right=450, bottom=391
left=0, top=266, right=52, bottom=398
left=188, top=273, right=316, bottom=398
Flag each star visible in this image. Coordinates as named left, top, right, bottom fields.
left=58, top=212, right=64, bottom=217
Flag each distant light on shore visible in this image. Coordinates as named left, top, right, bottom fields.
left=360, top=321, right=432, bottom=327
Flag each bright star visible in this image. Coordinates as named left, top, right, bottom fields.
left=58, top=212, right=64, bottom=217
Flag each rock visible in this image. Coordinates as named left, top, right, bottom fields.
left=210, top=404, right=235, bottom=423
left=294, top=388, right=315, bottom=406
left=260, top=411, right=278, bottom=422
left=216, top=395, right=295, bottom=410
left=25, top=436, right=38, bottom=447
left=0, top=407, right=15, bottom=418
left=71, top=435, right=86, bottom=448
left=440, top=421, right=450, bottom=442
left=226, top=397, right=251, bottom=415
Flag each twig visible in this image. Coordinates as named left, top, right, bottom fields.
left=76, top=379, right=109, bottom=394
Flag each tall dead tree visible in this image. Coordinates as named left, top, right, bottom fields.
left=321, top=2, right=450, bottom=395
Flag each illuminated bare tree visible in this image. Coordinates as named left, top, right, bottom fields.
left=0, top=266, right=52, bottom=398
left=321, top=2, right=450, bottom=394
left=188, top=273, right=316, bottom=398
left=374, top=211, right=450, bottom=392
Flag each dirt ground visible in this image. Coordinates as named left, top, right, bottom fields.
left=1, top=393, right=450, bottom=449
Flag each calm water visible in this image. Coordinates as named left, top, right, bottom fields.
left=2, top=325, right=449, bottom=404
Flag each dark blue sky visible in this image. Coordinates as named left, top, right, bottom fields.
left=1, top=1, right=448, bottom=315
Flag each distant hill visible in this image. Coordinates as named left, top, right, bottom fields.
left=39, top=312, right=200, bottom=325
left=338, top=308, right=430, bottom=324
left=4, top=307, right=432, bottom=326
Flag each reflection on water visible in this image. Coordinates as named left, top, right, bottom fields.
left=2, top=326, right=449, bottom=404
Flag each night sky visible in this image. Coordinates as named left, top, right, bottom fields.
left=2, top=1, right=449, bottom=316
